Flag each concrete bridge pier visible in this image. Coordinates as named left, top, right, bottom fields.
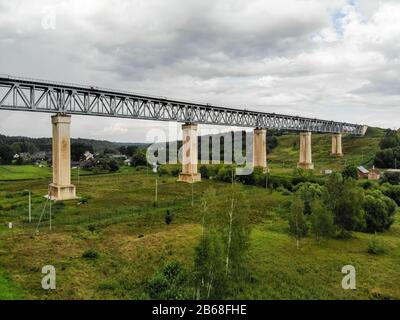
left=331, top=133, right=343, bottom=156
left=297, top=131, right=314, bottom=170
left=253, top=128, right=267, bottom=169
left=178, top=123, right=201, bottom=183
left=48, top=114, right=76, bottom=200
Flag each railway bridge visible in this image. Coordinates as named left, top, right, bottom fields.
left=0, top=75, right=368, bottom=200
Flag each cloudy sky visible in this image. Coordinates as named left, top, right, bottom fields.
left=0, top=0, right=399, bottom=142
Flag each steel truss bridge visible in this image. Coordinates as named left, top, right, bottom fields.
left=0, top=75, right=366, bottom=135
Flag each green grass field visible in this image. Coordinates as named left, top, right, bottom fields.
left=0, top=129, right=399, bottom=300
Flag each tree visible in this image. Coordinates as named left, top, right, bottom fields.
left=379, top=129, right=400, bottom=149
left=309, top=200, right=335, bottom=242
left=363, top=190, right=397, bottom=233
left=288, top=196, right=308, bottom=248
left=0, top=144, right=14, bottom=164
left=71, top=142, right=94, bottom=161
left=323, top=173, right=365, bottom=236
left=342, top=165, right=358, bottom=180
left=131, top=148, right=147, bottom=167
left=193, top=186, right=250, bottom=299
left=10, top=141, right=38, bottom=154
left=294, top=182, right=323, bottom=215
left=118, top=146, right=127, bottom=155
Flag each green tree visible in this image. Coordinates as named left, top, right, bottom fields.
left=194, top=186, right=250, bottom=299
left=374, top=146, right=400, bottom=168
left=146, top=260, right=193, bottom=299
left=131, top=148, right=147, bottom=167
left=288, top=196, right=308, bottom=248
left=323, top=173, right=365, bottom=236
left=294, top=182, right=323, bottom=215
left=342, top=165, right=358, bottom=180
left=379, top=129, right=400, bottom=149
left=0, top=144, right=14, bottom=164
left=309, top=200, right=335, bottom=242
left=71, top=142, right=94, bottom=161
left=363, top=190, right=397, bottom=233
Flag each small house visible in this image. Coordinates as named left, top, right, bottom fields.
left=357, top=166, right=369, bottom=179
left=368, top=166, right=381, bottom=181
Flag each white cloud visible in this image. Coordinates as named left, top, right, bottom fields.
left=0, top=0, right=399, bottom=142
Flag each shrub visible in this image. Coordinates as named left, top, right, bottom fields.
left=367, top=235, right=388, bottom=255
left=342, top=165, right=358, bottom=180
left=146, top=260, right=192, bottom=299
left=82, top=249, right=99, bottom=259
left=292, top=168, right=315, bottom=186
left=199, top=165, right=209, bottom=179
left=360, top=180, right=374, bottom=190
left=381, top=171, right=400, bottom=185
left=171, top=168, right=180, bottom=177
left=216, top=166, right=234, bottom=183
left=165, top=210, right=173, bottom=225
left=381, top=183, right=400, bottom=205
left=158, top=166, right=168, bottom=176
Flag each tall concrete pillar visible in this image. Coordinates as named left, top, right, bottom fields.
left=178, top=123, right=201, bottom=183
left=297, top=131, right=314, bottom=170
left=331, top=133, right=343, bottom=156
left=48, top=114, right=76, bottom=200
left=253, top=128, right=267, bottom=168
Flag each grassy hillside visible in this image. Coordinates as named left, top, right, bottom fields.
left=0, top=163, right=399, bottom=300
left=1, top=128, right=398, bottom=300
left=267, top=127, right=384, bottom=174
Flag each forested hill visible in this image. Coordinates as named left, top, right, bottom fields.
left=0, top=134, right=147, bottom=153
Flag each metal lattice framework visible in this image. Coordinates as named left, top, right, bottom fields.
left=0, top=75, right=367, bottom=135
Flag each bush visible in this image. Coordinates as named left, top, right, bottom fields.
left=381, top=171, right=400, bottom=185
left=158, top=166, right=168, bottom=176
left=363, top=190, right=397, bottom=233
left=381, top=183, right=400, bottom=205
left=146, top=260, right=192, bottom=299
left=199, top=165, right=209, bottom=179
left=360, top=180, right=374, bottom=190
left=171, top=167, right=180, bottom=177
left=292, top=168, right=315, bottom=186
left=216, top=166, right=234, bottom=183
left=342, top=165, right=358, bottom=180
left=165, top=210, right=173, bottom=225
left=82, top=249, right=99, bottom=259
left=367, top=235, right=388, bottom=255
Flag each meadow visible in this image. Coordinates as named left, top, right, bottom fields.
left=0, top=130, right=399, bottom=300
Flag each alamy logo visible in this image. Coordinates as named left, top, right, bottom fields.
left=41, top=6, right=57, bottom=30
left=146, top=125, right=256, bottom=176
left=41, top=265, right=56, bottom=290
left=341, top=265, right=356, bottom=290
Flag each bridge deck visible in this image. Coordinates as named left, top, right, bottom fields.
left=0, top=75, right=366, bottom=135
